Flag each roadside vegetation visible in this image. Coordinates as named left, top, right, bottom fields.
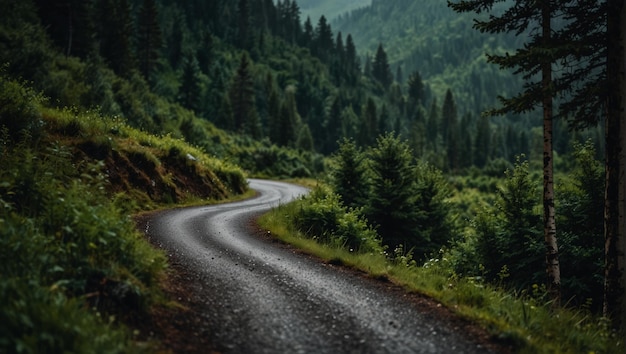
left=259, top=136, right=621, bottom=354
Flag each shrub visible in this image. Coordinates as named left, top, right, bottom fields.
left=0, top=74, right=44, bottom=141
left=293, top=186, right=382, bottom=253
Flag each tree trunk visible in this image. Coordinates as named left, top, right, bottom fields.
left=604, top=0, right=626, bottom=332
left=542, top=0, right=560, bottom=306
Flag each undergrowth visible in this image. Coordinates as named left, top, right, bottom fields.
left=0, top=74, right=248, bottom=352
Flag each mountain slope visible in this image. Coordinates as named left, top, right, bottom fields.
left=334, top=0, right=530, bottom=120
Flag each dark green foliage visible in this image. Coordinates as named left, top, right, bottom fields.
left=178, top=53, right=201, bottom=112
left=0, top=74, right=43, bottom=141
left=372, top=43, right=393, bottom=90
left=0, top=130, right=166, bottom=352
left=137, top=0, right=162, bottom=85
left=412, top=162, right=455, bottom=258
left=473, top=157, right=544, bottom=290
left=293, top=186, right=382, bottom=253
left=229, top=52, right=257, bottom=134
left=365, top=133, right=418, bottom=251
left=557, top=141, right=604, bottom=309
left=96, top=0, right=135, bottom=77
left=330, top=138, right=369, bottom=210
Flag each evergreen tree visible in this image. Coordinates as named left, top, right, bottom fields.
left=426, top=98, right=439, bottom=150
left=358, top=98, right=378, bottom=147
left=324, top=96, right=343, bottom=153
left=97, top=0, right=135, bottom=77
left=365, top=133, right=418, bottom=252
left=167, top=13, right=185, bottom=70
left=237, top=0, right=252, bottom=50
left=450, top=0, right=561, bottom=304
left=313, top=15, right=333, bottom=63
left=301, top=16, right=314, bottom=49
left=407, top=70, right=424, bottom=120
left=603, top=0, right=626, bottom=330
left=372, top=43, right=393, bottom=90
left=296, top=124, right=314, bottom=151
left=229, top=52, right=256, bottom=133
left=441, top=89, right=457, bottom=145
left=137, top=0, right=162, bottom=86
left=196, top=30, right=214, bottom=75
left=474, top=115, right=491, bottom=168
left=178, top=53, right=201, bottom=112
left=331, top=138, right=369, bottom=209
left=345, top=34, right=360, bottom=85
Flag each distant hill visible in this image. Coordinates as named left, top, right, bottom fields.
left=334, top=0, right=531, bottom=120
left=296, top=0, right=371, bottom=22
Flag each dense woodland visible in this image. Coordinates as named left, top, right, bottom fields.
left=1, top=0, right=624, bottom=352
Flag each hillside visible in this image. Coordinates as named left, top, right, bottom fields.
left=297, top=0, right=371, bottom=22
left=334, top=0, right=528, bottom=120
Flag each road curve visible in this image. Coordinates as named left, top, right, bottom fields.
left=143, top=179, right=493, bottom=353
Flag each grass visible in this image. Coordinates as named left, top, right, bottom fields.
left=258, top=198, right=624, bottom=354
left=0, top=74, right=251, bottom=353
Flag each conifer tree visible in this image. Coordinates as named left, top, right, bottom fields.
left=314, top=15, right=333, bottom=63
left=358, top=98, right=378, bottom=147
left=179, top=53, right=201, bottom=112
left=237, top=0, right=252, bottom=50
left=97, top=0, right=135, bottom=77
left=366, top=133, right=418, bottom=251
left=229, top=52, right=256, bottom=133
left=449, top=0, right=561, bottom=305
left=474, top=115, right=491, bottom=168
left=372, top=43, right=393, bottom=90
left=345, top=34, right=360, bottom=85
left=301, top=16, right=314, bottom=49
left=331, top=138, right=369, bottom=210
left=407, top=70, right=424, bottom=119
left=137, top=0, right=162, bottom=86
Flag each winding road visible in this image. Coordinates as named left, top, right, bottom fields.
left=143, top=179, right=495, bottom=353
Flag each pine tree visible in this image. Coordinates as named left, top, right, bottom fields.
left=301, top=16, right=314, bottom=49
left=237, top=0, right=252, bottom=50
left=331, top=138, right=369, bottom=209
left=372, top=43, right=393, bottom=90
left=229, top=52, right=256, bottom=133
left=407, top=70, right=424, bottom=119
left=450, top=0, right=561, bottom=305
left=603, top=0, right=626, bottom=330
left=358, top=98, right=378, bottom=147
left=313, top=15, right=333, bottom=63
left=345, top=34, right=360, bottom=85
left=366, top=133, right=418, bottom=251
left=137, top=0, right=162, bottom=86
left=97, top=0, right=135, bottom=77
left=474, top=115, right=491, bottom=168
left=179, top=53, right=201, bottom=112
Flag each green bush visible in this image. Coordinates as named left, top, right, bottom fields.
left=0, top=74, right=43, bottom=141
left=0, top=136, right=165, bottom=352
left=293, top=186, right=382, bottom=253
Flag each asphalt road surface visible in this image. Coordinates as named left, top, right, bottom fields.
left=143, top=179, right=495, bottom=353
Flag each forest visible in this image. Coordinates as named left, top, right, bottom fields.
left=0, top=0, right=624, bottom=352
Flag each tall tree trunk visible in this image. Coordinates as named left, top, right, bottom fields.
left=542, top=0, right=560, bottom=306
left=604, top=0, right=626, bottom=332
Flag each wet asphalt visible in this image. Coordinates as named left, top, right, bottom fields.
left=143, top=179, right=495, bottom=353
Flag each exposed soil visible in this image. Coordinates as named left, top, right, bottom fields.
left=133, top=214, right=514, bottom=354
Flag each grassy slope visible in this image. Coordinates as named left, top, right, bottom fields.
left=0, top=75, right=249, bottom=352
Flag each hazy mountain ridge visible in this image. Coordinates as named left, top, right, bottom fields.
left=296, top=0, right=371, bottom=22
